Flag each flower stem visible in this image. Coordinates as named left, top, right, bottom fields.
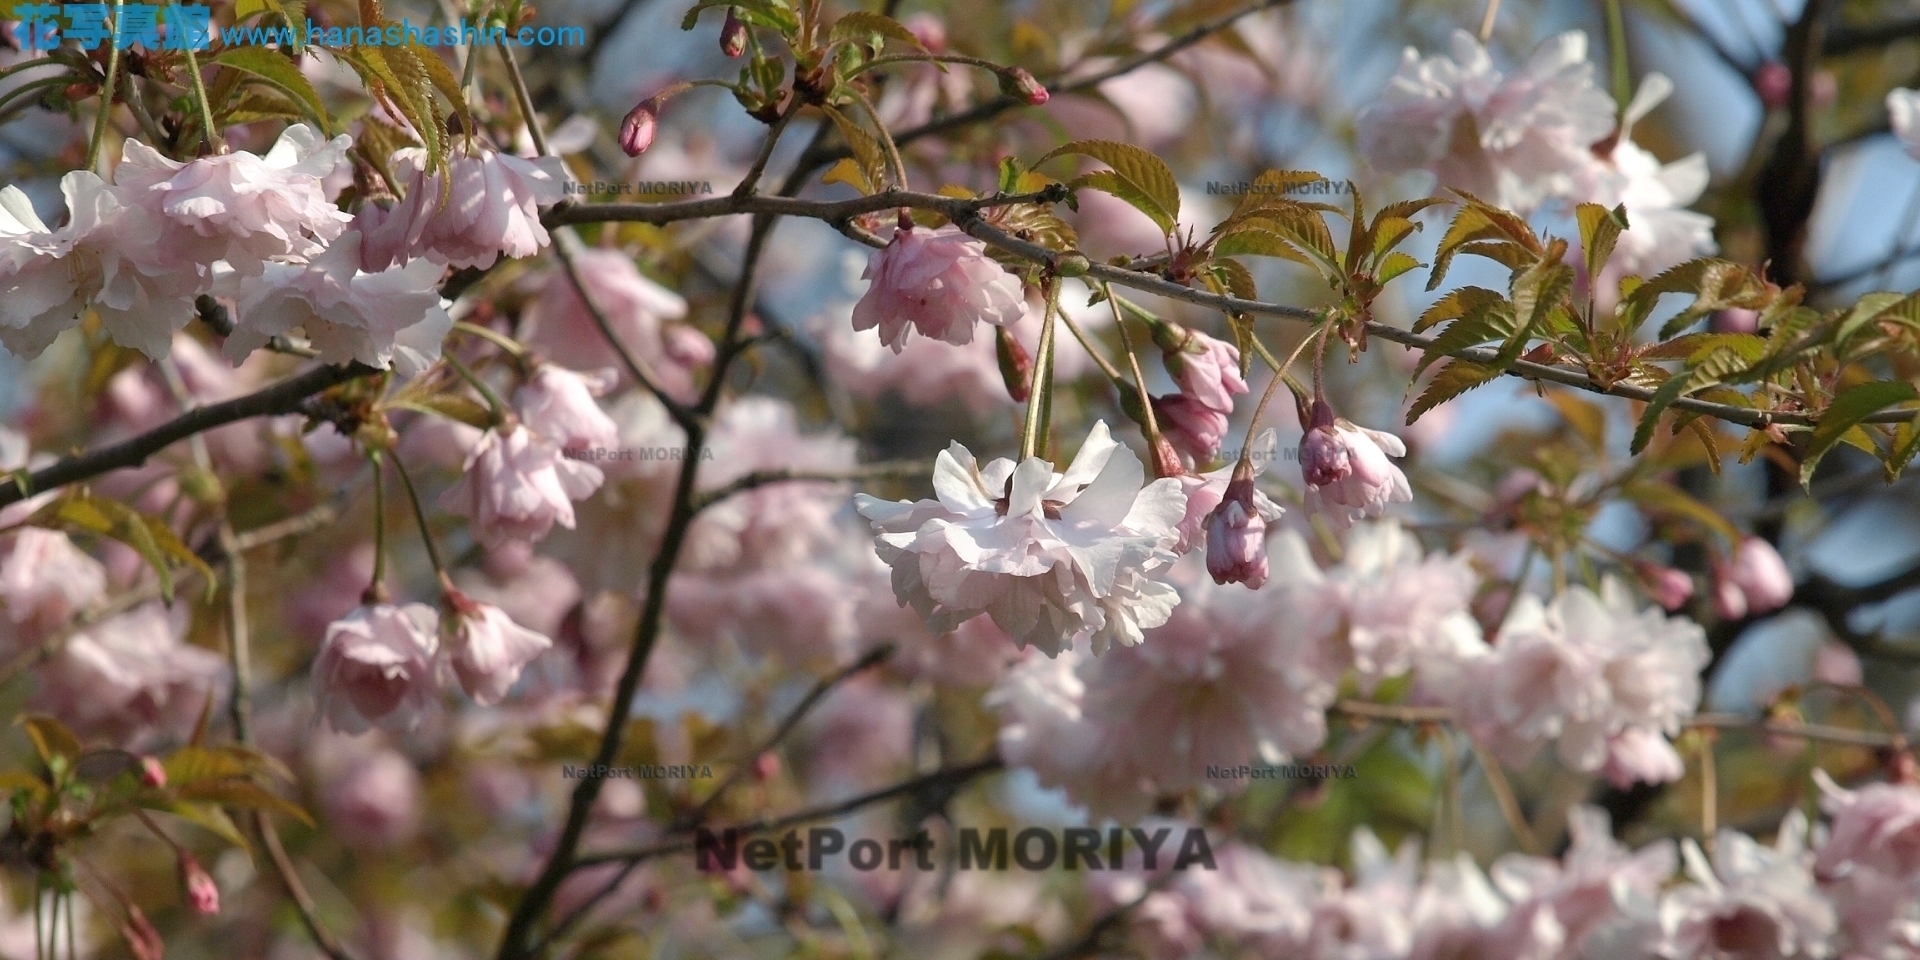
left=452, top=320, right=529, bottom=359
left=853, top=92, right=910, bottom=191
left=367, top=452, right=388, bottom=600
left=389, top=454, right=449, bottom=579
left=1242, top=325, right=1323, bottom=455
left=1104, top=282, right=1161, bottom=446
left=498, top=44, right=547, bottom=157
left=1019, top=283, right=1059, bottom=461
left=1057, top=309, right=1125, bottom=386
left=85, top=0, right=125, bottom=173
left=1604, top=0, right=1632, bottom=109
left=181, top=46, right=221, bottom=153
left=445, top=353, right=511, bottom=426
left=1477, top=0, right=1501, bottom=42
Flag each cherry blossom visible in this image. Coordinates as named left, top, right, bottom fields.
left=856, top=421, right=1187, bottom=656
left=444, top=591, right=553, bottom=706
left=851, top=223, right=1027, bottom=351
left=311, top=602, right=443, bottom=734
left=1298, top=402, right=1414, bottom=527
left=440, top=426, right=605, bottom=549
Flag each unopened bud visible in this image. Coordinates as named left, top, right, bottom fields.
left=998, top=67, right=1049, bottom=106
left=751, top=752, right=780, bottom=781
left=179, top=854, right=220, bottom=914
left=139, top=756, right=167, bottom=788
left=720, top=8, right=748, bottom=57
left=995, top=326, right=1032, bottom=403
left=620, top=97, right=660, bottom=156
left=1053, top=252, right=1090, bottom=277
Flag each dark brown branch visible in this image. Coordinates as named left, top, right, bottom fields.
left=691, top=460, right=934, bottom=512
left=0, top=362, right=377, bottom=510
left=569, top=757, right=1005, bottom=870
left=1826, top=17, right=1920, bottom=56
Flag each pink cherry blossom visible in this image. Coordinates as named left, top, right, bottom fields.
left=222, top=230, right=451, bottom=371
left=363, top=146, right=566, bottom=271
left=313, top=738, right=424, bottom=850
left=520, top=247, right=704, bottom=400
left=450, top=547, right=582, bottom=641
left=1658, top=814, right=1836, bottom=960
left=1578, top=75, right=1717, bottom=288
left=445, top=592, right=552, bottom=706
left=0, top=528, right=106, bottom=639
left=1356, top=30, right=1616, bottom=214
left=311, top=602, right=442, bottom=734
left=1298, top=405, right=1413, bottom=527
left=1153, top=393, right=1230, bottom=465
left=1163, top=329, right=1246, bottom=414
left=514, top=364, right=619, bottom=455
left=685, top=396, right=858, bottom=572
left=440, top=426, right=605, bottom=549
left=851, top=223, right=1026, bottom=352
left=1813, top=770, right=1920, bottom=881
left=1204, top=470, right=1269, bottom=588
left=1712, top=536, right=1795, bottom=620
left=33, top=602, right=226, bottom=749
left=113, top=123, right=354, bottom=276
left=857, top=421, right=1188, bottom=656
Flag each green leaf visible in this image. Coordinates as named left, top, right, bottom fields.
left=213, top=48, right=332, bottom=136
left=1232, top=208, right=1339, bottom=276
left=234, top=0, right=271, bottom=19
left=1376, top=251, right=1423, bottom=286
left=821, top=106, right=887, bottom=194
left=28, top=495, right=213, bottom=603
left=1072, top=169, right=1175, bottom=235
left=1622, top=481, right=1743, bottom=545
left=1801, top=380, right=1920, bottom=487
left=178, top=779, right=317, bottom=827
left=1631, top=374, right=1694, bottom=454
left=164, top=746, right=251, bottom=787
left=827, top=11, right=924, bottom=53
left=1211, top=227, right=1313, bottom=266
left=682, top=0, right=797, bottom=34
left=1575, top=202, right=1627, bottom=292
left=1426, top=192, right=1543, bottom=291
left=1036, top=139, right=1180, bottom=231
left=18, top=715, right=82, bottom=765
left=1835, top=291, right=1908, bottom=347
left=156, top=800, right=254, bottom=852
left=1408, top=359, right=1501, bottom=422
left=1889, top=410, right=1920, bottom=482
left=1416, top=286, right=1505, bottom=334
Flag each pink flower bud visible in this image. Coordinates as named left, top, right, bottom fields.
left=751, top=752, right=781, bottom=781
left=1637, top=562, right=1694, bottom=612
left=1754, top=62, right=1792, bottom=110
left=1712, top=308, right=1760, bottom=334
left=995, top=326, right=1033, bottom=403
left=1812, top=642, right=1862, bottom=687
left=1711, top=536, right=1794, bottom=620
left=179, top=853, right=220, bottom=914
left=719, top=9, right=748, bottom=57
left=140, top=756, right=167, bottom=788
left=620, top=97, right=660, bottom=157
left=1204, top=469, right=1269, bottom=588
left=1297, top=399, right=1350, bottom=488
left=122, top=905, right=164, bottom=960
left=998, top=67, right=1049, bottom=106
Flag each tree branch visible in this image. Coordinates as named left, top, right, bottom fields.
left=691, top=460, right=934, bottom=512
left=0, top=362, right=377, bottom=510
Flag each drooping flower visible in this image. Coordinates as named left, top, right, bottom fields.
left=360, top=145, right=567, bottom=271
left=440, top=426, right=605, bottom=549
left=1711, top=536, right=1795, bottom=620
left=1160, top=328, right=1247, bottom=415
left=443, top=590, right=552, bottom=706
left=1204, top=466, right=1269, bottom=588
left=32, top=602, right=227, bottom=749
left=514, top=364, right=619, bottom=455
left=311, top=603, right=442, bottom=734
left=1153, top=393, right=1231, bottom=465
left=1297, top=402, right=1413, bottom=527
left=1356, top=30, right=1617, bottom=214
left=221, top=230, right=452, bottom=371
left=856, top=421, right=1187, bottom=656
left=851, top=223, right=1026, bottom=352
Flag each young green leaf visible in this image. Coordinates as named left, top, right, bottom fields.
left=1800, top=380, right=1920, bottom=487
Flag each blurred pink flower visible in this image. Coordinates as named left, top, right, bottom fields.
left=441, top=426, right=604, bottom=549
left=34, top=602, right=226, bottom=748
left=1356, top=30, right=1615, bottom=214
left=445, top=592, right=552, bottom=705
left=514, top=364, right=618, bottom=455
left=0, top=528, right=105, bottom=638
left=685, top=396, right=857, bottom=572
left=1814, top=770, right=1920, bottom=881
left=317, top=741, right=424, bottom=849
left=851, top=223, right=1025, bottom=352
left=1711, top=536, right=1794, bottom=620
left=1599, top=725, right=1686, bottom=789
left=311, top=603, right=442, bottom=734
left=520, top=247, right=703, bottom=399
left=1658, top=815, right=1835, bottom=960
left=857, top=421, right=1188, bottom=656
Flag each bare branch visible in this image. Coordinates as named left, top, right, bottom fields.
left=691, top=460, right=934, bottom=512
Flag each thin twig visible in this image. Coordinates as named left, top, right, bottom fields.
left=691, top=460, right=933, bottom=512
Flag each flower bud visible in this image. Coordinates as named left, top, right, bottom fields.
left=1205, top=465, right=1269, bottom=588
left=121, top=905, right=164, bottom=960
left=179, top=853, right=220, bottom=914
left=1053, top=252, right=1090, bottom=277
left=998, top=67, right=1049, bottom=106
left=620, top=97, right=660, bottom=156
left=1634, top=561, right=1693, bottom=612
left=751, top=752, right=781, bottom=781
left=1754, top=62, right=1792, bottom=111
left=995, top=326, right=1032, bottom=403
left=140, top=756, right=167, bottom=788
left=1297, top=399, right=1349, bottom=488
left=720, top=9, right=748, bottom=57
